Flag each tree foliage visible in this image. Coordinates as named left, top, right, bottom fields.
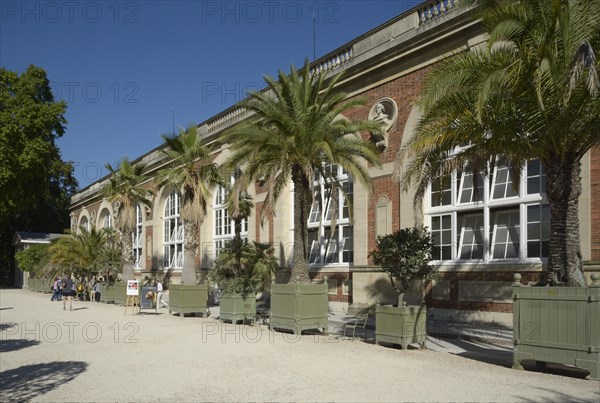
left=208, top=240, right=278, bottom=297
left=156, top=126, right=224, bottom=284
left=14, top=244, right=50, bottom=274
left=398, top=0, right=600, bottom=286
left=48, top=226, right=122, bottom=281
left=370, top=227, right=436, bottom=305
left=103, top=157, right=151, bottom=280
left=223, top=59, right=383, bottom=283
left=0, top=65, right=77, bottom=284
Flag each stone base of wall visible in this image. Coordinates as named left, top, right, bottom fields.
left=428, top=308, right=513, bottom=328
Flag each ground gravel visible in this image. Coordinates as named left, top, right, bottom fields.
left=1, top=289, right=598, bottom=402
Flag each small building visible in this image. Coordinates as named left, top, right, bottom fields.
left=12, top=232, right=63, bottom=288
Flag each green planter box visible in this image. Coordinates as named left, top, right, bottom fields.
left=169, top=284, right=209, bottom=318
left=111, top=283, right=127, bottom=305
left=375, top=304, right=427, bottom=349
left=101, top=285, right=116, bottom=303
left=219, top=293, right=256, bottom=324
left=270, top=283, right=328, bottom=335
left=512, top=274, right=599, bottom=380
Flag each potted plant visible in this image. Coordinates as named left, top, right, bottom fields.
left=209, top=239, right=277, bottom=324
left=223, top=60, right=383, bottom=335
left=370, top=227, right=437, bottom=349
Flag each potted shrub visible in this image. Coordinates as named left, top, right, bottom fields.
left=209, top=239, right=277, bottom=324
left=370, top=227, right=437, bottom=349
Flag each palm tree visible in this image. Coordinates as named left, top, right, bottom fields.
left=224, top=59, right=383, bottom=283
left=48, top=226, right=114, bottom=279
left=156, top=127, right=224, bottom=284
left=103, top=158, right=152, bottom=280
left=398, top=0, right=600, bottom=286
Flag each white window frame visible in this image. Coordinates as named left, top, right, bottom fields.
left=133, top=204, right=143, bottom=269
left=307, top=165, right=353, bottom=266
left=457, top=213, right=484, bottom=261
left=163, top=191, right=183, bottom=269
left=213, top=175, right=248, bottom=256
left=426, top=158, right=548, bottom=264
left=101, top=209, right=112, bottom=229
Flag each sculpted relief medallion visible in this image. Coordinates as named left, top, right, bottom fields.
left=368, top=98, right=397, bottom=150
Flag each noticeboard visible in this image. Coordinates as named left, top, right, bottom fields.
left=140, top=286, right=157, bottom=310
left=126, top=280, right=139, bottom=296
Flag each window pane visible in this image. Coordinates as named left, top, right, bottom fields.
left=491, top=210, right=520, bottom=259
left=526, top=204, right=550, bottom=258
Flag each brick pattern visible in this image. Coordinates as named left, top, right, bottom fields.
left=424, top=271, right=540, bottom=313
left=311, top=272, right=351, bottom=303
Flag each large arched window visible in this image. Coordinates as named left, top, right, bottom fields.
left=163, top=191, right=183, bottom=269
left=100, top=208, right=112, bottom=228
left=213, top=174, right=248, bottom=255
left=133, top=204, right=143, bottom=269
left=79, top=216, right=90, bottom=232
left=307, top=164, right=353, bottom=265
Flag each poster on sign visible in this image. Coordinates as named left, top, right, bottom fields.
left=126, top=280, right=139, bottom=296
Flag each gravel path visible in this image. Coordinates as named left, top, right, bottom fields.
left=1, top=289, right=598, bottom=402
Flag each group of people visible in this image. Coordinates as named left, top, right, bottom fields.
left=50, top=275, right=103, bottom=305
left=50, top=276, right=168, bottom=311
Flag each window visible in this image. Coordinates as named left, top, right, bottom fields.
left=163, top=191, right=183, bottom=269
left=307, top=166, right=353, bottom=265
left=100, top=208, right=112, bottom=229
left=457, top=213, right=484, bottom=260
left=491, top=158, right=518, bottom=200
left=526, top=160, right=546, bottom=195
left=457, top=165, right=484, bottom=204
left=431, top=214, right=452, bottom=260
left=79, top=216, right=90, bottom=232
left=213, top=175, right=247, bottom=256
left=431, top=174, right=452, bottom=207
left=526, top=204, right=550, bottom=258
left=133, top=204, right=143, bottom=269
left=426, top=158, right=548, bottom=263
left=490, top=209, right=520, bottom=259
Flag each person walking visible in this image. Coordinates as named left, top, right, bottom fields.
left=50, top=277, right=62, bottom=301
left=61, top=275, right=75, bottom=311
left=156, top=279, right=168, bottom=309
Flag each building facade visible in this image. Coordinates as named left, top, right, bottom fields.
left=69, top=1, right=600, bottom=324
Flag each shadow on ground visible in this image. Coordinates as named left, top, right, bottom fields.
left=0, top=361, right=88, bottom=402
left=0, top=322, right=18, bottom=332
left=514, top=387, right=600, bottom=402
left=0, top=338, right=41, bottom=353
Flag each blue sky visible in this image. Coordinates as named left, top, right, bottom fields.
left=2, top=0, right=420, bottom=188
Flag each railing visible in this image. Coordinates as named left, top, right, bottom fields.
left=206, top=107, right=246, bottom=131
left=310, top=47, right=353, bottom=76
left=418, top=0, right=460, bottom=26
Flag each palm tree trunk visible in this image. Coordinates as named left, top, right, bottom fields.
left=545, top=155, right=587, bottom=287
left=290, top=166, right=311, bottom=284
left=182, top=221, right=198, bottom=285
left=121, top=230, right=134, bottom=281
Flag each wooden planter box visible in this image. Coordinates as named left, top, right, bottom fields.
left=101, top=285, right=116, bottom=303
left=111, top=283, right=127, bottom=305
left=375, top=304, right=427, bottom=349
left=270, top=283, right=328, bottom=335
left=169, top=284, right=209, bottom=318
left=512, top=274, right=599, bottom=380
left=219, top=293, right=256, bottom=324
